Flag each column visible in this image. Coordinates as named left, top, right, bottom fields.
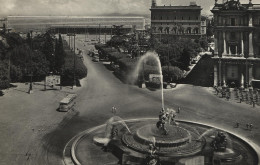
left=249, top=64, right=254, bottom=87
left=223, top=31, right=227, bottom=55
left=249, top=13, right=253, bottom=27
left=241, top=72, right=244, bottom=88
left=241, top=32, right=244, bottom=56
left=245, top=61, right=248, bottom=88
left=223, top=63, right=227, bottom=87
left=229, top=46, right=231, bottom=55
left=249, top=31, right=254, bottom=57
left=235, top=46, right=238, bottom=56
left=214, top=64, right=218, bottom=86
left=218, top=58, right=222, bottom=86
left=214, top=32, right=219, bottom=57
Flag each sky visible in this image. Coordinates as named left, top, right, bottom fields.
left=0, top=0, right=257, bottom=17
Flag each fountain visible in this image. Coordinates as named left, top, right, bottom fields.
left=67, top=52, right=259, bottom=165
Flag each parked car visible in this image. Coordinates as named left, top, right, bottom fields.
left=92, top=56, right=99, bottom=62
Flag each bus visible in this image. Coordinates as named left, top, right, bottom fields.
left=59, top=94, right=77, bottom=112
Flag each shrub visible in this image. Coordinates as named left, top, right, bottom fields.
left=162, top=66, right=184, bottom=82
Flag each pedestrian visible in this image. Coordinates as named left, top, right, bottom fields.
left=177, top=107, right=180, bottom=113
left=235, top=122, right=240, bottom=128
left=226, top=94, right=230, bottom=101
left=246, top=123, right=250, bottom=130
left=249, top=124, right=253, bottom=130
left=111, top=106, right=117, bottom=115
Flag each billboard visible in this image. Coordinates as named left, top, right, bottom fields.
left=149, top=74, right=161, bottom=84
left=45, top=75, right=61, bottom=86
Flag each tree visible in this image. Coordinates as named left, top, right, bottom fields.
left=179, top=48, right=191, bottom=70
left=3, top=23, right=6, bottom=34
left=162, top=66, right=183, bottom=82
left=41, top=32, right=54, bottom=72
left=54, top=34, right=65, bottom=73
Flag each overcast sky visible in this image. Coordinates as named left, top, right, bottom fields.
left=0, top=0, right=256, bottom=17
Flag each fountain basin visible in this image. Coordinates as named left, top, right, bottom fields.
left=66, top=119, right=259, bottom=165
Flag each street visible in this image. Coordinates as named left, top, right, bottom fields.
left=0, top=34, right=260, bottom=165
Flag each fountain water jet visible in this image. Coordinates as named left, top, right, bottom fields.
left=131, top=51, right=164, bottom=109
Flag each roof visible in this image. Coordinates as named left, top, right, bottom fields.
left=7, top=16, right=145, bottom=19
left=150, top=5, right=202, bottom=10
left=60, top=94, right=77, bottom=104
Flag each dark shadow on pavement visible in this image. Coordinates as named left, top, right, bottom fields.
left=113, top=72, right=127, bottom=84
left=41, top=111, right=110, bottom=162
left=103, top=63, right=114, bottom=71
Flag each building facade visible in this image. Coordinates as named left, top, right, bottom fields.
left=212, top=0, right=260, bottom=88
left=201, top=16, right=207, bottom=35
left=7, top=16, right=145, bottom=33
left=150, top=1, right=202, bottom=38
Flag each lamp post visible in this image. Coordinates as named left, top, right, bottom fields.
left=105, top=26, right=107, bottom=43
left=28, top=30, right=33, bottom=94
left=73, top=29, right=76, bottom=89
left=85, top=26, right=86, bottom=42
left=99, top=24, right=101, bottom=44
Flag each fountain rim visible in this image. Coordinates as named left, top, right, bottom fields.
left=63, top=118, right=260, bottom=165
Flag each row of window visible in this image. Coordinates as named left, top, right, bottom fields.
left=154, top=23, right=200, bottom=26
left=215, top=16, right=260, bottom=26
left=153, top=27, right=200, bottom=34
left=152, top=15, right=199, bottom=21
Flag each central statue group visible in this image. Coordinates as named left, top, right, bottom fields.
left=156, top=108, right=177, bottom=135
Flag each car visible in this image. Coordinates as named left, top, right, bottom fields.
left=170, top=83, right=177, bottom=88
left=92, top=56, right=99, bottom=62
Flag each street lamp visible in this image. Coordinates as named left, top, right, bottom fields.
left=73, top=29, right=76, bottom=89
left=28, top=30, right=33, bottom=94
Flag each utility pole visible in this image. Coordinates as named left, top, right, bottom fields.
left=28, top=30, right=33, bottom=94
left=96, top=27, right=98, bottom=41
left=99, top=24, right=101, bottom=44
left=73, top=29, right=76, bottom=89
left=85, top=26, right=86, bottom=42
left=168, top=39, right=170, bottom=83
left=111, top=26, right=113, bottom=39
left=105, top=26, right=107, bottom=43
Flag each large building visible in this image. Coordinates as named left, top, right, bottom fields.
left=6, top=16, right=146, bottom=33
left=150, top=1, right=202, bottom=39
left=211, top=0, right=260, bottom=88
left=201, top=16, right=207, bottom=35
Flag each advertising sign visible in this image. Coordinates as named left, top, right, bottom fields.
left=46, top=75, right=61, bottom=86
left=149, top=74, right=161, bottom=84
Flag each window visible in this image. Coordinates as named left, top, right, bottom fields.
left=160, top=16, right=162, bottom=20
left=174, top=16, right=177, bottom=20
left=182, top=17, right=184, bottom=20
left=231, top=18, right=235, bottom=26
left=189, top=16, right=191, bottom=20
